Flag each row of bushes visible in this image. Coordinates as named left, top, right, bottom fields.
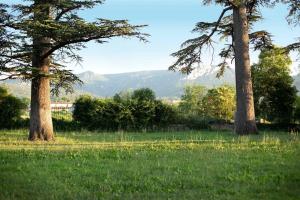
left=3, top=84, right=299, bottom=132
left=73, top=89, right=176, bottom=131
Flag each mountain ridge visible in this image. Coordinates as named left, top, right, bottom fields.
left=5, top=67, right=296, bottom=99
left=75, top=68, right=235, bottom=98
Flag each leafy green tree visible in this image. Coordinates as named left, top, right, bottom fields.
left=131, top=88, right=156, bottom=129
left=130, top=100, right=156, bottom=130
left=73, top=95, right=97, bottom=127
left=178, top=85, right=207, bottom=117
left=153, top=100, right=176, bottom=128
left=169, top=0, right=293, bottom=134
left=0, top=1, right=147, bottom=140
left=73, top=88, right=176, bottom=131
left=170, top=0, right=299, bottom=134
left=132, top=88, right=156, bottom=102
left=252, top=47, right=297, bottom=123
left=202, top=85, right=236, bottom=121
left=0, top=86, right=28, bottom=128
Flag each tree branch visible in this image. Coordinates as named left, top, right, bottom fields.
left=207, top=6, right=233, bottom=39
left=55, top=5, right=81, bottom=21
left=0, top=52, right=31, bottom=59
left=170, top=6, right=232, bottom=72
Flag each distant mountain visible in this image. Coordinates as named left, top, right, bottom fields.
left=3, top=67, right=300, bottom=99
left=1, top=80, right=31, bottom=98
left=76, top=67, right=235, bottom=98
left=0, top=67, right=238, bottom=99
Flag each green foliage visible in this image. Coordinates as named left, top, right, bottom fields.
left=73, top=88, right=176, bottom=131
left=203, top=85, right=236, bottom=121
left=0, top=1, right=147, bottom=93
left=252, top=47, right=297, bottom=123
left=73, top=96, right=118, bottom=130
left=154, top=100, right=177, bottom=128
left=178, top=85, right=207, bottom=116
left=178, top=84, right=235, bottom=123
left=132, top=88, right=156, bottom=102
left=0, top=86, right=28, bottom=128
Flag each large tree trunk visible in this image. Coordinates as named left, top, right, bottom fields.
left=233, top=4, right=258, bottom=135
left=29, top=64, right=54, bottom=141
left=28, top=1, right=54, bottom=141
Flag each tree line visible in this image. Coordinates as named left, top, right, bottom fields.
left=0, top=0, right=299, bottom=140
left=2, top=45, right=300, bottom=131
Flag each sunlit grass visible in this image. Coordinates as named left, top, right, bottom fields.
left=0, top=129, right=299, bottom=199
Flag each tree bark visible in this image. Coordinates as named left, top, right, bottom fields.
left=233, top=4, right=258, bottom=135
left=29, top=1, right=54, bottom=141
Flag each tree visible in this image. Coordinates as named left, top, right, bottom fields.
left=0, top=1, right=147, bottom=140
left=169, top=0, right=278, bottom=135
left=252, top=47, right=297, bottom=123
left=0, top=86, right=28, bottom=128
left=132, top=88, right=156, bottom=102
left=178, top=85, right=207, bottom=117
left=202, top=85, right=235, bottom=121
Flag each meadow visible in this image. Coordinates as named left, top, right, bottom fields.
left=0, top=130, right=299, bottom=200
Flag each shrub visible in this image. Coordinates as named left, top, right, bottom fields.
left=73, top=95, right=98, bottom=127
left=132, top=88, right=156, bottom=102
left=73, top=88, right=177, bottom=131
left=202, top=85, right=236, bottom=122
left=153, top=100, right=177, bottom=128
left=73, top=96, right=120, bottom=130
left=0, top=86, right=28, bottom=128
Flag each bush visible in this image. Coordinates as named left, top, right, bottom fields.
left=202, top=85, right=235, bottom=122
left=252, top=47, right=297, bottom=123
left=73, top=89, right=177, bottom=131
left=73, top=96, right=119, bottom=130
left=0, top=86, right=28, bottom=128
left=154, top=100, right=177, bottom=128
left=132, top=88, right=156, bottom=102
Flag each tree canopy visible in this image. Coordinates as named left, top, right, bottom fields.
left=252, top=47, right=297, bottom=123
left=178, top=85, right=207, bottom=117
left=0, top=0, right=148, bottom=94
left=169, top=0, right=277, bottom=75
left=203, top=85, right=235, bottom=121
left=169, top=0, right=300, bottom=135
left=0, top=0, right=148, bottom=140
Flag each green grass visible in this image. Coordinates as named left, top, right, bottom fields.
left=0, top=130, right=299, bottom=200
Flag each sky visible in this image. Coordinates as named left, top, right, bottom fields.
left=7, top=0, right=300, bottom=74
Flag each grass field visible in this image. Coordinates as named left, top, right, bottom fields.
left=0, top=130, right=299, bottom=200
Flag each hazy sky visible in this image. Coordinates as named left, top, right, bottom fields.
left=8, top=0, right=300, bottom=74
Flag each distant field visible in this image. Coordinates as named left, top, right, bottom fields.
left=0, top=130, right=299, bottom=200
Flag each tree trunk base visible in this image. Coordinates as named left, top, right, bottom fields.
left=234, top=120, right=258, bottom=135
left=28, top=130, right=54, bottom=141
